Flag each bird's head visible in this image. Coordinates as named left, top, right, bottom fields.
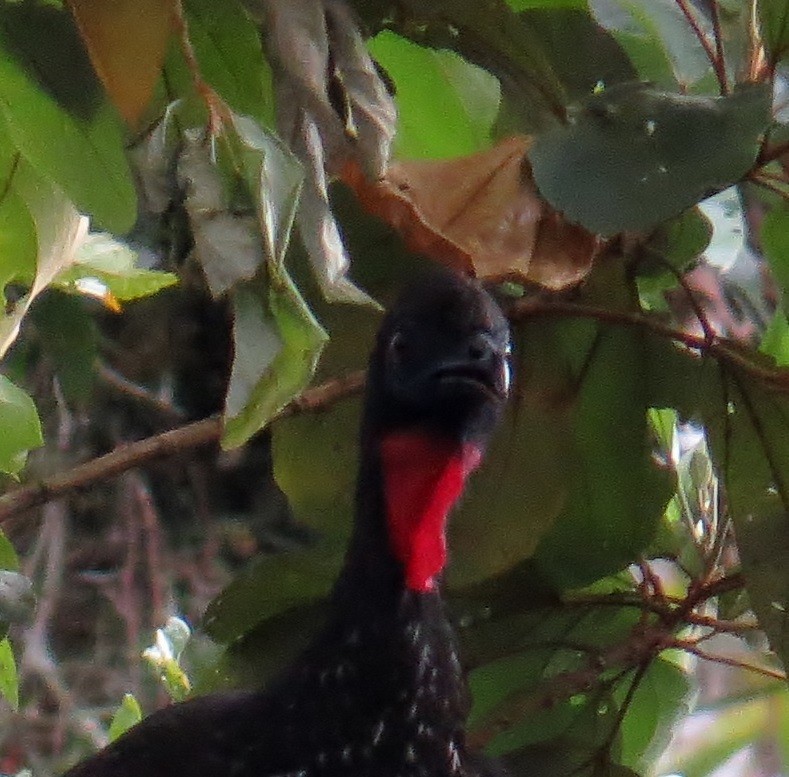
left=365, top=270, right=511, bottom=448
left=360, top=271, right=511, bottom=594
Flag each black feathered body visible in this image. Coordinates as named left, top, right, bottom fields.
left=64, top=271, right=510, bottom=777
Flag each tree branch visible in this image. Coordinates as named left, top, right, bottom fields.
left=0, top=370, right=366, bottom=524
left=510, top=299, right=789, bottom=390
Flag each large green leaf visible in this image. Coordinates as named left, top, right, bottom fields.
left=529, top=83, right=771, bottom=235
left=614, top=658, right=689, bottom=771
left=532, top=323, right=674, bottom=589
left=0, top=2, right=136, bottom=233
left=706, top=366, right=789, bottom=671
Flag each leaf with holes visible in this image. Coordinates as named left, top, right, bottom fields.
left=529, top=83, right=771, bottom=235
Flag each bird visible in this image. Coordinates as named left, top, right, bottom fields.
left=63, top=269, right=512, bottom=777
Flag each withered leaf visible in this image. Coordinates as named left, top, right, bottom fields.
left=342, top=136, right=600, bottom=290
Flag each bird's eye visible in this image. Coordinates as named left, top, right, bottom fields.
left=389, top=331, right=407, bottom=358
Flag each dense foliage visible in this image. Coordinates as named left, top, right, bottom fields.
left=2, top=0, right=789, bottom=775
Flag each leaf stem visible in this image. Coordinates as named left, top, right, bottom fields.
left=674, top=0, right=729, bottom=94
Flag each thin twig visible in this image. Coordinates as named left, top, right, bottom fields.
left=674, top=0, right=728, bottom=93
left=171, top=0, right=228, bottom=133
left=510, top=299, right=789, bottom=389
left=676, top=640, right=787, bottom=681
left=707, top=0, right=729, bottom=94
left=0, top=371, right=366, bottom=524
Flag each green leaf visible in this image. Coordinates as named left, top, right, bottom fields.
left=0, top=529, right=18, bottom=571
left=0, top=3, right=137, bottom=233
left=31, top=292, right=97, bottom=405
left=529, top=83, right=771, bottom=235
left=108, top=693, right=142, bottom=742
left=0, top=636, right=18, bottom=711
left=638, top=206, right=712, bottom=275
left=165, top=0, right=274, bottom=127
left=705, top=367, right=789, bottom=671
left=760, top=311, right=789, bottom=366
left=0, top=375, right=42, bottom=476
left=758, top=0, right=789, bottom=62
left=614, top=658, right=690, bottom=771
left=203, top=543, right=344, bottom=644
left=533, top=324, right=675, bottom=588
left=761, top=205, right=789, bottom=311
left=0, top=119, right=36, bottom=300
left=54, top=232, right=178, bottom=301
left=517, top=9, right=638, bottom=102
left=222, top=279, right=328, bottom=448
left=368, top=32, right=500, bottom=159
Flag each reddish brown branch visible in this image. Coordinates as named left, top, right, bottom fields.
left=0, top=371, right=366, bottom=524
left=510, top=299, right=789, bottom=390
left=675, top=0, right=729, bottom=93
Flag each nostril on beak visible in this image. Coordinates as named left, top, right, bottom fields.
left=467, top=333, right=493, bottom=362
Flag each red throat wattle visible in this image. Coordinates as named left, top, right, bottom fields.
left=380, top=431, right=482, bottom=593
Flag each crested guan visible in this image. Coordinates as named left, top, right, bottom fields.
left=64, top=270, right=511, bottom=777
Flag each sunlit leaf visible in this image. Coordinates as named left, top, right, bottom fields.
left=368, top=31, right=500, bottom=159
left=108, top=693, right=142, bottom=742
left=0, top=637, right=18, bottom=711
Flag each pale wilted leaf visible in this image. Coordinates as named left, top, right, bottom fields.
left=264, top=0, right=394, bottom=303
left=223, top=278, right=327, bottom=448
left=178, top=130, right=264, bottom=297
left=0, top=165, right=87, bottom=360
left=0, top=569, right=35, bottom=622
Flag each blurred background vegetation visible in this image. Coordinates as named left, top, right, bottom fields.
left=2, top=1, right=789, bottom=775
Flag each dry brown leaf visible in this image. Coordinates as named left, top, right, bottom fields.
left=342, top=136, right=600, bottom=290
left=67, top=0, right=174, bottom=126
